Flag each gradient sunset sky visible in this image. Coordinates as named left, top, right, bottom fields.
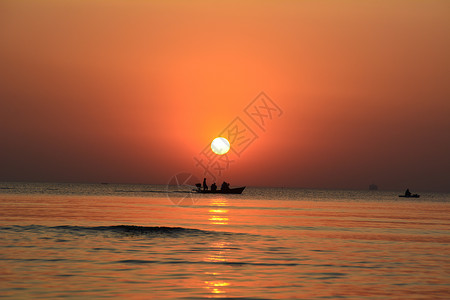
left=1, top=1, right=449, bottom=192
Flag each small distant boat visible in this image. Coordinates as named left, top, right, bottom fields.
left=399, top=194, right=420, bottom=198
left=399, top=188, right=420, bottom=198
left=195, top=186, right=246, bottom=194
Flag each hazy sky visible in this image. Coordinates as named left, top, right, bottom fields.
left=1, top=0, right=449, bottom=191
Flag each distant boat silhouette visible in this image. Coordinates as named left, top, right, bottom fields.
left=398, top=194, right=420, bottom=198
left=399, top=188, right=420, bottom=198
left=194, top=184, right=245, bottom=194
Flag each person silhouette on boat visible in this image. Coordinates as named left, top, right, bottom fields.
left=211, top=182, right=217, bottom=192
left=405, top=188, right=411, bottom=197
left=203, top=178, right=208, bottom=191
left=221, top=181, right=230, bottom=191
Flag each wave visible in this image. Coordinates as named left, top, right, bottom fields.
left=113, top=259, right=302, bottom=267
left=0, top=224, right=236, bottom=238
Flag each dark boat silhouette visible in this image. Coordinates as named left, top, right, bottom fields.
left=398, top=194, right=420, bottom=198
left=195, top=185, right=246, bottom=194
left=399, top=188, right=420, bottom=198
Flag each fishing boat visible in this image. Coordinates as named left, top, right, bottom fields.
left=398, top=194, right=420, bottom=198
left=195, top=186, right=246, bottom=194
left=399, top=188, right=420, bottom=198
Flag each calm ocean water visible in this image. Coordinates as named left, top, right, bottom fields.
left=0, top=182, right=449, bottom=299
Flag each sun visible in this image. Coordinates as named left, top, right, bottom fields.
left=211, top=137, right=230, bottom=155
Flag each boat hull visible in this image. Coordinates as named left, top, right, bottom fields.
left=398, top=194, right=420, bottom=198
left=196, top=187, right=246, bottom=194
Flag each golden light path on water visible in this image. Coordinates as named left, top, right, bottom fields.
left=208, top=198, right=229, bottom=225
left=204, top=198, right=231, bottom=296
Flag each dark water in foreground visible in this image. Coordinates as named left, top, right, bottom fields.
left=1, top=183, right=449, bottom=299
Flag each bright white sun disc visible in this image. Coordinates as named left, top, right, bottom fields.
left=211, top=137, right=230, bottom=155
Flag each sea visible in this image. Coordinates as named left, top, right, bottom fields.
left=0, top=182, right=449, bottom=299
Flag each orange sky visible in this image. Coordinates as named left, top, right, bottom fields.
left=1, top=0, right=449, bottom=191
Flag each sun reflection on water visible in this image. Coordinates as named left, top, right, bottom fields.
left=203, top=198, right=232, bottom=297
left=209, top=198, right=228, bottom=207
left=209, top=209, right=228, bottom=214
left=204, top=280, right=230, bottom=295
left=208, top=215, right=229, bottom=225
left=204, top=241, right=230, bottom=263
left=208, top=198, right=229, bottom=225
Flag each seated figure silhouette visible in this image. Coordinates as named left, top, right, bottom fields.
left=211, top=183, right=217, bottom=192
left=221, top=181, right=230, bottom=191
left=405, top=188, right=411, bottom=197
